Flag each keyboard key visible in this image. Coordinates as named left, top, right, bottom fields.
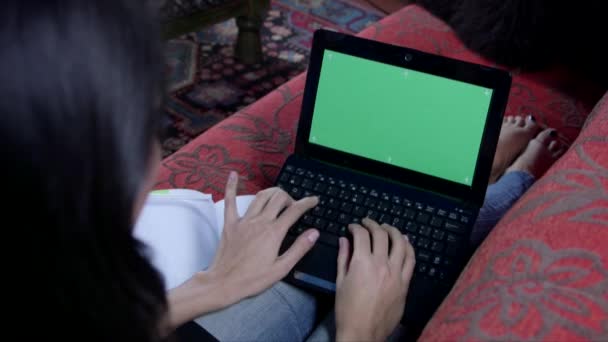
left=351, top=194, right=364, bottom=205
left=318, top=196, right=327, bottom=206
left=408, top=235, right=417, bottom=245
left=358, top=186, right=369, bottom=195
left=448, top=212, right=459, bottom=220
left=327, top=186, right=339, bottom=197
left=418, top=225, right=431, bottom=237
left=279, top=173, right=290, bottom=183
left=302, top=214, right=314, bottom=225
left=326, top=222, right=339, bottom=235
left=415, top=202, right=424, bottom=210
left=328, top=198, right=340, bottom=209
left=405, top=222, right=418, bottom=233
left=417, top=263, right=428, bottom=274
left=295, top=168, right=306, bottom=176
left=338, top=180, right=347, bottom=188
left=364, top=197, right=377, bottom=208
left=432, top=255, right=442, bottom=265
left=432, top=229, right=445, bottom=241
left=428, top=267, right=437, bottom=277
left=312, top=206, right=325, bottom=217
left=417, top=238, right=431, bottom=249
left=339, top=202, right=353, bottom=214
left=313, top=217, right=327, bottom=230
left=416, top=212, right=430, bottom=224
left=445, top=221, right=465, bottom=234
left=437, top=209, right=447, bottom=217
left=289, top=175, right=302, bottom=186
left=289, top=187, right=302, bottom=199
left=438, top=271, right=447, bottom=281
left=403, top=209, right=416, bottom=220
left=460, top=216, right=470, bottom=224
left=430, top=217, right=443, bottom=228
left=328, top=177, right=336, bottom=185
left=378, top=201, right=391, bottom=212
left=303, top=190, right=314, bottom=198
left=381, top=193, right=390, bottom=201
left=302, top=179, right=315, bottom=190
left=365, top=209, right=379, bottom=221
left=285, top=165, right=295, bottom=173
left=446, top=234, right=460, bottom=243
left=391, top=217, right=405, bottom=230
left=390, top=205, right=404, bottom=216
left=425, top=205, right=435, bottom=214
left=339, top=225, right=349, bottom=236
left=353, top=205, right=366, bottom=217
left=369, top=189, right=379, bottom=198
left=392, top=196, right=402, bottom=205
left=430, top=241, right=444, bottom=253
left=324, top=209, right=338, bottom=220
left=338, top=189, right=351, bottom=200
left=305, top=171, right=315, bottom=179
left=378, top=213, right=393, bottom=225
left=417, top=250, right=432, bottom=263
left=403, top=199, right=412, bottom=207
left=316, top=174, right=326, bottom=183
left=319, top=234, right=338, bottom=247
left=313, top=183, right=327, bottom=193
left=338, top=213, right=352, bottom=225
left=351, top=216, right=361, bottom=225
left=348, top=183, right=358, bottom=192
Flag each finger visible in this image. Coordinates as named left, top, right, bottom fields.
left=386, top=226, right=406, bottom=269
left=402, top=236, right=416, bottom=283
left=275, top=196, right=319, bottom=232
left=349, top=224, right=371, bottom=257
left=336, top=237, right=350, bottom=286
left=244, top=188, right=279, bottom=218
left=276, top=229, right=319, bottom=275
left=224, top=171, right=239, bottom=224
left=362, top=218, right=388, bottom=257
left=262, top=189, right=294, bottom=220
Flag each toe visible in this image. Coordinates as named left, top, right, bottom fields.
left=535, top=129, right=556, bottom=146
left=525, top=115, right=540, bottom=131
left=514, top=116, right=525, bottom=127
left=548, top=140, right=559, bottom=152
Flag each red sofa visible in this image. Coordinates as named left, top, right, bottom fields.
left=155, top=5, right=608, bottom=340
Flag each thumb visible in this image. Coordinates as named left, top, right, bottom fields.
left=336, top=237, right=350, bottom=286
left=277, top=229, right=319, bottom=275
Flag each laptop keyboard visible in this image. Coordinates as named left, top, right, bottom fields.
left=277, top=164, right=473, bottom=283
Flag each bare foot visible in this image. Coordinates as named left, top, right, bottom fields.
left=505, top=129, right=567, bottom=179
left=490, top=115, right=540, bottom=183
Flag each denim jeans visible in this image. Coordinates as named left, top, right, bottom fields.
left=197, top=171, right=535, bottom=341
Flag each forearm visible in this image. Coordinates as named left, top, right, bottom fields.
left=166, top=271, right=232, bottom=331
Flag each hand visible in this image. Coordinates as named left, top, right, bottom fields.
left=335, top=218, right=416, bottom=341
left=205, top=171, right=320, bottom=306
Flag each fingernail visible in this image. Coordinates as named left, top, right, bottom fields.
left=528, top=114, right=536, bottom=122
left=550, top=130, right=557, bottom=137
left=229, top=171, right=237, bottom=182
left=308, top=230, right=319, bottom=243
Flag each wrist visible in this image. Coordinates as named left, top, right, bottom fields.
left=166, top=271, right=232, bottom=330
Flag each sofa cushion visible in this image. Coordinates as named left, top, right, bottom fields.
left=420, top=91, right=608, bottom=341
left=155, top=5, right=604, bottom=200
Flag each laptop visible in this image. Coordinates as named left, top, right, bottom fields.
left=277, top=29, right=511, bottom=332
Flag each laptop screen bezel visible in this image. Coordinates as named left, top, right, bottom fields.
left=295, top=29, right=511, bottom=206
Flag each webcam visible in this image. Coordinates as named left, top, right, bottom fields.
left=404, top=53, right=413, bottom=62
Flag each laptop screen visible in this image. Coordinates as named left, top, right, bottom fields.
left=308, top=50, right=494, bottom=186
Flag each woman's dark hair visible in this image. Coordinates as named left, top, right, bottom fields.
left=1, top=0, right=167, bottom=340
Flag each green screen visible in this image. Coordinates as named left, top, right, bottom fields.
left=309, top=50, right=493, bottom=186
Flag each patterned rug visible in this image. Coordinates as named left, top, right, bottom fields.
left=162, top=0, right=383, bottom=156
